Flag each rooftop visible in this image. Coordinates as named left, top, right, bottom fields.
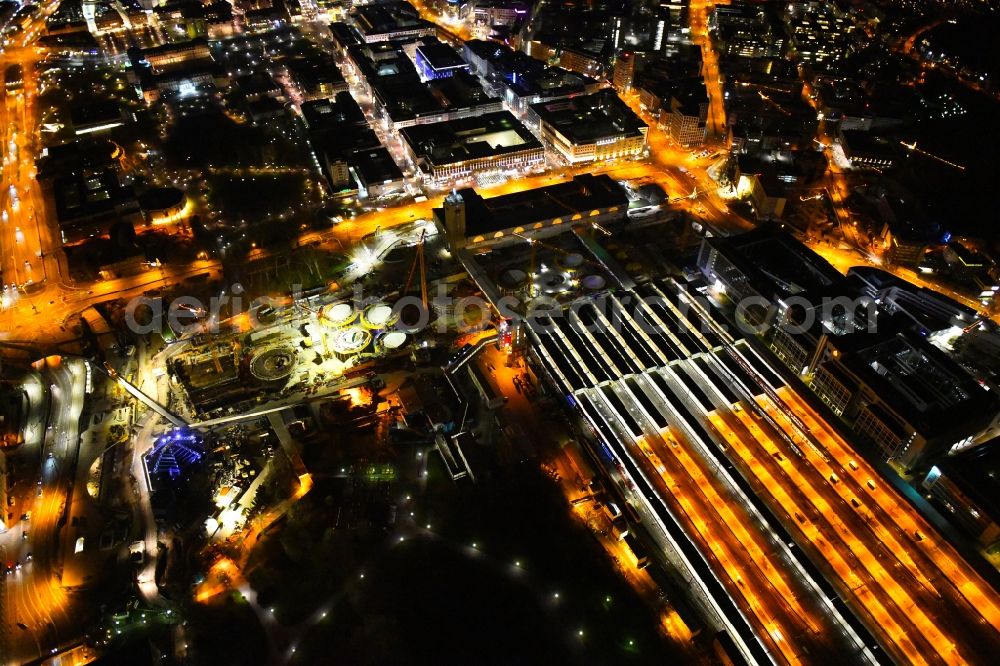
left=530, top=90, right=647, bottom=144
left=415, top=42, right=467, bottom=71
left=352, top=1, right=432, bottom=39
left=937, top=442, right=1000, bottom=526
left=374, top=70, right=499, bottom=125
left=300, top=92, right=368, bottom=133
left=507, top=66, right=599, bottom=99
left=329, top=21, right=362, bottom=49
left=639, top=76, right=708, bottom=114
left=706, top=226, right=846, bottom=303
left=350, top=147, right=404, bottom=186
left=834, top=326, right=997, bottom=441
left=400, top=111, right=541, bottom=168
left=348, top=42, right=420, bottom=85
left=283, top=53, right=346, bottom=91
left=69, top=101, right=125, bottom=133
left=437, top=173, right=628, bottom=237
left=53, top=168, right=136, bottom=226
left=312, top=126, right=382, bottom=164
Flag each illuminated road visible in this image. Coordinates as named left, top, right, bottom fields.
left=1, top=1, right=68, bottom=303
left=895, top=17, right=998, bottom=102
left=1, top=258, right=223, bottom=344
left=3, top=0, right=753, bottom=339
left=1, top=358, right=85, bottom=665
left=807, top=241, right=1000, bottom=324
left=796, top=76, right=999, bottom=324
left=1, top=48, right=48, bottom=291
left=409, top=0, right=473, bottom=43
left=3, top=4, right=999, bottom=663
left=688, top=0, right=727, bottom=139
left=0, top=1, right=73, bottom=334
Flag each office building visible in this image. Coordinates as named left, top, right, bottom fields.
left=529, top=90, right=647, bottom=164
left=400, top=111, right=543, bottom=183
left=351, top=1, right=436, bottom=43
left=351, top=148, right=406, bottom=199
left=503, top=66, right=603, bottom=116
left=697, top=228, right=999, bottom=469
left=434, top=174, right=628, bottom=249
left=414, top=41, right=469, bottom=80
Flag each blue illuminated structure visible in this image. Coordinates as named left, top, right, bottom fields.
left=145, top=430, right=204, bottom=480
left=415, top=43, right=470, bottom=81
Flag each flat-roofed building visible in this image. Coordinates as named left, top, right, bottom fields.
left=300, top=92, right=368, bottom=132
left=814, top=329, right=999, bottom=469
left=282, top=54, right=348, bottom=101
left=922, top=444, right=1000, bottom=549
left=503, top=66, right=603, bottom=116
left=839, top=129, right=897, bottom=169
left=463, top=39, right=544, bottom=83
left=697, top=227, right=1000, bottom=470
left=351, top=1, right=435, bottom=43
left=558, top=45, right=603, bottom=79
left=37, top=140, right=143, bottom=248
left=461, top=0, right=529, bottom=28
left=373, top=69, right=502, bottom=130
left=328, top=21, right=362, bottom=55
left=400, top=111, right=543, bottom=183
left=414, top=41, right=469, bottom=80
left=434, top=173, right=628, bottom=249
left=350, top=147, right=405, bottom=199
left=300, top=93, right=381, bottom=190
left=529, top=90, right=647, bottom=164
left=664, top=81, right=709, bottom=146
left=141, top=38, right=211, bottom=73
left=69, top=101, right=129, bottom=136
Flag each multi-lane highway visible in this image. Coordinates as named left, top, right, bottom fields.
left=3, top=2, right=999, bottom=664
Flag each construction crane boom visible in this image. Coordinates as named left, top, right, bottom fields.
left=403, top=230, right=429, bottom=310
